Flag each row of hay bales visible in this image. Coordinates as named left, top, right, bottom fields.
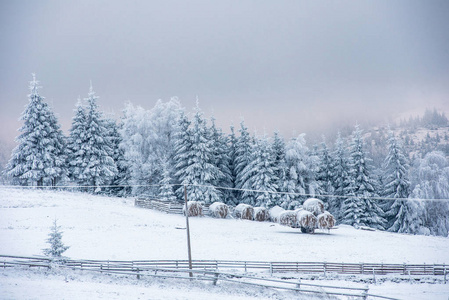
left=183, top=198, right=335, bottom=233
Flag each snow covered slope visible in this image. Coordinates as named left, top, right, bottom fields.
left=1, top=187, right=447, bottom=264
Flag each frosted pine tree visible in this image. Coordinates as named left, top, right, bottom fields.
left=383, top=131, right=412, bottom=231
left=104, top=118, right=131, bottom=197
left=272, top=132, right=286, bottom=206
left=240, top=137, right=278, bottom=207
left=330, top=133, right=349, bottom=220
left=173, top=111, right=192, bottom=200
left=233, top=120, right=253, bottom=203
left=227, top=125, right=238, bottom=205
left=43, top=219, right=69, bottom=258
left=159, top=156, right=177, bottom=202
left=210, top=117, right=234, bottom=205
left=5, top=74, right=67, bottom=186
left=344, top=125, right=385, bottom=229
left=174, top=103, right=222, bottom=204
left=317, top=137, right=334, bottom=206
left=76, top=84, right=117, bottom=192
left=66, top=98, right=89, bottom=188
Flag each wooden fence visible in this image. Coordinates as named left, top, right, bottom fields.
left=135, top=198, right=210, bottom=215
left=1, top=255, right=405, bottom=300
left=1, top=255, right=447, bottom=277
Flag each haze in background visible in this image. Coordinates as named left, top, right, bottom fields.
left=1, top=0, right=448, bottom=145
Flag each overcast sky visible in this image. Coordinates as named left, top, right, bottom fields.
left=1, top=0, right=448, bottom=145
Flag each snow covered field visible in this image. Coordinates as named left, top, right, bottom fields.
left=1, top=187, right=448, bottom=299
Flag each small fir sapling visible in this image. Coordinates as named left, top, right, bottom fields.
left=43, top=219, right=69, bottom=257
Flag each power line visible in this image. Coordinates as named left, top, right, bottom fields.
left=1, top=183, right=448, bottom=203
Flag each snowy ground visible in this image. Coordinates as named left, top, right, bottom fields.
left=1, top=187, right=448, bottom=299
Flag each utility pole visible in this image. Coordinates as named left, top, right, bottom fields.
left=184, top=185, right=193, bottom=277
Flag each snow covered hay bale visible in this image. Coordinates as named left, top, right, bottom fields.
left=253, top=207, right=269, bottom=222
left=208, top=202, right=229, bottom=219
left=268, top=205, right=285, bottom=223
left=183, top=201, right=203, bottom=217
left=303, top=198, right=325, bottom=216
left=279, top=210, right=298, bottom=228
left=317, top=211, right=335, bottom=231
left=234, top=204, right=254, bottom=220
left=297, top=209, right=318, bottom=233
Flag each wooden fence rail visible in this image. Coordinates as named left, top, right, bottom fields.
left=1, top=255, right=447, bottom=277
left=1, top=255, right=404, bottom=300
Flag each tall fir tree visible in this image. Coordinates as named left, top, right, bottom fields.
left=317, top=137, right=334, bottom=206
left=209, top=117, right=234, bottom=205
left=233, top=120, right=253, bottom=203
left=158, top=156, right=177, bottom=202
left=240, top=137, right=279, bottom=207
left=174, top=103, right=222, bottom=204
left=66, top=98, right=88, bottom=186
left=68, top=84, right=117, bottom=192
left=342, top=125, right=385, bottom=229
left=104, top=117, right=131, bottom=197
left=330, top=132, right=350, bottom=221
left=383, top=131, right=412, bottom=231
left=5, top=74, right=66, bottom=186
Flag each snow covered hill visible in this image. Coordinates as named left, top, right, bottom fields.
left=1, top=187, right=449, bottom=299
left=1, top=187, right=447, bottom=263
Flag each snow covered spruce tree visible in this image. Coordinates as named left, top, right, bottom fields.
left=317, top=138, right=334, bottom=202
left=209, top=117, right=234, bottom=205
left=342, top=125, right=385, bottom=229
left=103, top=117, right=131, bottom=197
left=67, top=84, right=117, bottom=192
left=233, top=120, right=254, bottom=204
left=240, top=136, right=279, bottom=207
left=174, top=103, right=223, bottom=204
left=330, top=132, right=350, bottom=221
left=43, top=219, right=69, bottom=258
left=382, top=131, right=414, bottom=232
left=66, top=98, right=88, bottom=188
left=158, top=156, right=177, bottom=202
left=5, top=74, right=67, bottom=187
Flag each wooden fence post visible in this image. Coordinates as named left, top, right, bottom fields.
left=213, top=272, right=219, bottom=286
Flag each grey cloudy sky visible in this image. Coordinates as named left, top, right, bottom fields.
left=1, top=0, right=448, bottom=144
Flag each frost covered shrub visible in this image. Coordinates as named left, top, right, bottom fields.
left=183, top=201, right=203, bottom=217
left=268, top=205, right=285, bottom=223
left=234, top=203, right=254, bottom=220
left=253, top=207, right=269, bottom=222
left=43, top=219, right=69, bottom=258
left=209, top=202, right=229, bottom=218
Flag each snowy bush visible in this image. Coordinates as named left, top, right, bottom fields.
left=183, top=201, right=203, bottom=217
left=317, top=211, right=335, bottom=231
left=297, top=209, right=317, bottom=233
left=208, top=202, right=229, bottom=218
left=234, top=203, right=254, bottom=220
left=268, top=205, right=285, bottom=223
left=253, top=207, right=269, bottom=222
left=279, top=210, right=298, bottom=228
left=43, top=219, right=69, bottom=258
left=303, top=198, right=325, bottom=216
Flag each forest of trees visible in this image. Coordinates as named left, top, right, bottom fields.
left=3, top=76, right=449, bottom=237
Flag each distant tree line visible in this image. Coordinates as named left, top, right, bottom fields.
left=3, top=76, right=449, bottom=237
